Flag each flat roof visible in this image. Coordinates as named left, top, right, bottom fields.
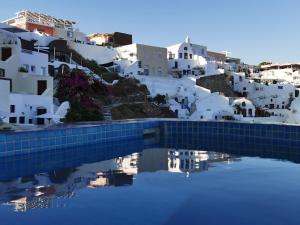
left=3, top=10, right=77, bottom=28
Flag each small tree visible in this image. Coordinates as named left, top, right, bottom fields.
left=153, top=94, right=166, bottom=105
left=258, top=62, right=272, bottom=67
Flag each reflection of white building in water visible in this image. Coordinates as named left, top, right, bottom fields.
left=168, top=150, right=233, bottom=174
left=1, top=149, right=237, bottom=212
left=138, top=148, right=236, bottom=174
left=168, top=150, right=209, bottom=173
left=2, top=153, right=139, bottom=212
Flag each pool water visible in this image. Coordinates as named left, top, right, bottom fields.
left=1, top=138, right=300, bottom=225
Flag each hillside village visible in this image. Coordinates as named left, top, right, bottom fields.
left=1, top=10, right=300, bottom=129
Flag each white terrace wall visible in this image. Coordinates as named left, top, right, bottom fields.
left=68, top=42, right=117, bottom=65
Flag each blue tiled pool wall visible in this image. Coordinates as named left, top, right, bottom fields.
left=1, top=120, right=300, bottom=157
left=0, top=121, right=160, bottom=157
left=0, top=138, right=147, bottom=181
left=162, top=121, right=300, bottom=153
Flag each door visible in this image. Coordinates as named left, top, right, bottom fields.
left=37, top=80, right=47, bottom=95
left=248, top=109, right=253, bottom=117
left=144, top=66, right=149, bottom=76
left=37, top=108, right=47, bottom=125
left=242, top=109, right=247, bottom=117
left=19, top=116, right=25, bottom=124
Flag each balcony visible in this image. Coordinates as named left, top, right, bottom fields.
left=21, top=49, right=33, bottom=54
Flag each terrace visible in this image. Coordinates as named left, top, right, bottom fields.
left=3, top=10, right=77, bottom=29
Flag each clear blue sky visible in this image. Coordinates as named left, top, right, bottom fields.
left=1, top=0, right=299, bottom=65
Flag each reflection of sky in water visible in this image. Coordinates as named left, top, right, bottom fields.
left=0, top=140, right=300, bottom=225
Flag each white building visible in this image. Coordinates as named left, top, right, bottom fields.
left=232, top=72, right=295, bottom=111
left=231, top=98, right=256, bottom=117
left=253, top=68, right=300, bottom=86
left=287, top=97, right=300, bottom=124
left=189, top=93, right=234, bottom=121
left=0, top=28, right=69, bottom=125
left=167, top=37, right=208, bottom=77
left=115, top=43, right=168, bottom=76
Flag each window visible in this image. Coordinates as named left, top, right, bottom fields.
left=184, top=47, right=188, bottom=51
left=31, top=65, right=36, bottom=73
left=19, top=116, right=25, bottom=124
left=278, top=86, right=283, bottom=89
left=37, top=80, right=47, bottom=95
left=179, top=53, right=183, bottom=58
left=174, top=61, right=178, bottom=69
left=1, top=47, right=12, bottom=61
left=144, top=66, right=149, bottom=76
left=10, top=105, right=15, bottom=113
left=157, top=67, right=162, bottom=75
left=9, top=117, right=17, bottom=124
left=28, top=119, right=33, bottom=124
left=188, top=65, right=190, bottom=69
left=41, top=67, right=46, bottom=75
left=0, top=68, right=4, bottom=77
left=184, top=53, right=188, bottom=59
left=138, top=61, right=142, bottom=68
left=242, top=102, right=246, bottom=107
left=67, top=31, right=74, bottom=38
left=190, top=54, right=193, bottom=59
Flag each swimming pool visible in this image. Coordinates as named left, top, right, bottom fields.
left=1, top=136, right=300, bottom=225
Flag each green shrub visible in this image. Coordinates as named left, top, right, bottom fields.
left=19, top=67, right=28, bottom=73
left=153, top=94, right=166, bottom=104
left=112, top=78, right=149, bottom=97
left=101, top=72, right=123, bottom=83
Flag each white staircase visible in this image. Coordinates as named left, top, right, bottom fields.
left=102, top=106, right=112, bottom=121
